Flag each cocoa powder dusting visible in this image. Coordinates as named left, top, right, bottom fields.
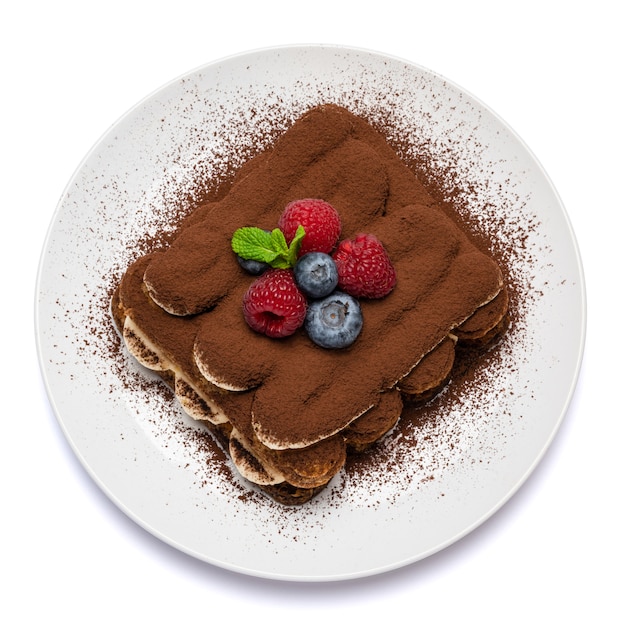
left=50, top=65, right=551, bottom=537
left=135, top=105, right=504, bottom=454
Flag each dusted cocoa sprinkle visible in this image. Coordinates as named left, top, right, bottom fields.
left=136, top=105, right=504, bottom=458
left=54, top=65, right=550, bottom=533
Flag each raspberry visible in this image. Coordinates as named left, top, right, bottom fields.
left=242, top=269, right=307, bottom=338
left=278, top=199, right=341, bottom=256
left=333, top=234, right=397, bottom=299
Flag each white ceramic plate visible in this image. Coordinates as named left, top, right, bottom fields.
left=35, top=45, right=585, bottom=581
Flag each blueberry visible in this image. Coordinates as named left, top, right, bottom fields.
left=305, top=291, right=363, bottom=349
left=293, top=252, right=339, bottom=299
left=237, top=255, right=270, bottom=276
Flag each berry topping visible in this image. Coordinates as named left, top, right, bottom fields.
left=237, top=255, right=270, bottom=276
left=242, top=269, right=307, bottom=338
left=305, top=292, right=363, bottom=349
left=333, top=233, right=397, bottom=299
left=293, top=252, right=339, bottom=299
left=278, top=199, right=341, bottom=256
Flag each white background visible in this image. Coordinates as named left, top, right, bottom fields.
left=3, top=1, right=622, bottom=623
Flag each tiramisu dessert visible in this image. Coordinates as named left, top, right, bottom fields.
left=112, top=104, right=509, bottom=504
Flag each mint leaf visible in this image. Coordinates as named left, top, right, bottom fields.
left=286, top=224, right=306, bottom=267
left=231, top=227, right=280, bottom=264
left=231, top=225, right=306, bottom=269
left=265, top=228, right=288, bottom=268
left=270, top=228, right=289, bottom=255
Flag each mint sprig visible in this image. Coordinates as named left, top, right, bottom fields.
left=231, top=225, right=305, bottom=269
